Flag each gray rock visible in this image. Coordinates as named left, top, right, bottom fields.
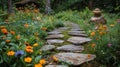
left=68, top=33, right=88, bottom=37
left=54, top=53, right=96, bottom=66
left=71, top=28, right=83, bottom=31
left=53, top=27, right=69, bottom=32
left=68, top=31, right=85, bottom=34
left=45, top=65, right=68, bottom=67
left=57, top=44, right=84, bottom=52
left=67, top=37, right=91, bottom=45
left=40, top=45, right=55, bottom=51
left=46, top=34, right=64, bottom=39
left=47, top=39, right=64, bottom=44
left=47, top=31, right=62, bottom=35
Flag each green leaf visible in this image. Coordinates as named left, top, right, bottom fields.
left=35, top=56, right=41, bottom=63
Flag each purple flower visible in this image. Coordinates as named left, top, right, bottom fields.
left=107, top=43, right=112, bottom=47
left=117, top=19, right=120, bottom=23
left=15, top=50, right=24, bottom=57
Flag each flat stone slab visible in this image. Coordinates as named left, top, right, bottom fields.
left=68, top=31, right=85, bottom=34
left=46, top=34, right=64, bottom=39
left=68, top=33, right=88, bottom=37
left=47, top=31, right=62, bottom=35
left=53, top=27, right=69, bottom=32
left=54, top=53, right=96, bottom=66
left=45, top=65, right=68, bottom=67
left=56, top=44, right=84, bottom=52
left=40, top=45, right=55, bottom=51
left=71, top=28, right=83, bottom=31
left=47, top=39, right=64, bottom=44
left=67, top=37, right=91, bottom=45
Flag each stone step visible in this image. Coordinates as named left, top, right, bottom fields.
left=54, top=53, right=96, bottom=66
left=56, top=44, right=84, bottom=52
left=47, top=31, right=62, bottom=35
left=40, top=45, right=55, bottom=51
left=45, top=34, right=64, bottom=39
left=47, top=39, right=64, bottom=44
left=67, top=37, right=92, bottom=45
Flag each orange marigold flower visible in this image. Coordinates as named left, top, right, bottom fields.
left=24, top=57, right=32, bottom=63
left=16, top=35, right=20, bottom=40
left=39, top=59, right=46, bottom=65
left=41, top=27, right=47, bottom=31
left=102, top=25, right=107, bottom=30
left=10, top=31, right=15, bottom=35
left=33, top=43, right=39, bottom=47
left=34, top=63, right=42, bottom=67
left=6, top=40, right=11, bottom=43
left=7, top=51, right=15, bottom=56
left=24, top=23, right=29, bottom=28
left=90, top=31, right=95, bottom=36
left=52, top=55, right=58, bottom=62
left=91, top=43, right=96, bottom=47
left=26, top=49, right=33, bottom=53
left=99, top=31, right=104, bottom=35
left=1, top=28, right=8, bottom=34
left=25, top=45, right=33, bottom=53
left=87, top=54, right=92, bottom=59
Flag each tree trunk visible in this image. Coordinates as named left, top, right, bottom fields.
left=45, top=0, right=51, bottom=14
left=88, top=0, right=93, bottom=10
left=8, top=0, right=14, bottom=14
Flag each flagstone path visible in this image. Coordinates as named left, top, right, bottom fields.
left=41, top=22, right=96, bottom=67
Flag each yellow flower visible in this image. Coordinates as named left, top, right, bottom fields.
left=7, top=51, right=15, bottom=56
left=39, top=59, right=46, bottom=65
left=52, top=56, right=58, bottom=62
left=24, top=57, right=32, bottom=63
left=33, top=43, right=39, bottom=47
left=110, top=24, right=115, bottom=27
left=34, top=64, right=42, bottom=67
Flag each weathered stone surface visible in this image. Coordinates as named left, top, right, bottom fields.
left=47, top=31, right=62, bottom=35
left=71, top=28, right=83, bottom=31
left=46, top=34, right=64, bottom=39
left=40, top=45, right=55, bottom=51
left=68, top=33, right=88, bottom=37
left=68, top=31, right=85, bottom=34
left=57, top=44, right=84, bottom=52
left=67, top=37, right=91, bottom=45
left=54, top=53, right=96, bottom=66
left=45, top=65, right=68, bottom=67
left=47, top=39, right=64, bottom=44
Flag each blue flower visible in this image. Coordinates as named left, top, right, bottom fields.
left=15, top=50, right=24, bottom=57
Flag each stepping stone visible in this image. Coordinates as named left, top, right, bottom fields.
left=68, top=31, right=85, bottom=34
left=54, top=53, right=96, bottom=66
left=71, top=28, right=83, bottom=31
left=56, top=44, right=84, bottom=52
left=40, top=45, right=55, bottom=51
left=67, top=37, right=91, bottom=45
left=45, top=65, right=68, bottom=67
left=68, top=33, right=88, bottom=37
left=47, top=31, right=62, bottom=35
left=47, top=39, right=64, bottom=44
left=46, top=34, right=64, bottom=39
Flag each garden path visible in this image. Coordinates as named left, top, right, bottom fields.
left=41, top=22, right=96, bottom=67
